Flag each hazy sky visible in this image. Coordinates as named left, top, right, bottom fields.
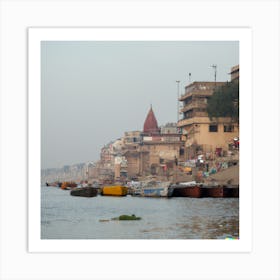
left=41, top=41, right=239, bottom=169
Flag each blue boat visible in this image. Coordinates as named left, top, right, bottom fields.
left=140, top=180, right=173, bottom=197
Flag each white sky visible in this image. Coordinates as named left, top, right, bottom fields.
left=41, top=41, right=239, bottom=169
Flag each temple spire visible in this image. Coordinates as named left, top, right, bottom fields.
left=143, top=106, right=160, bottom=135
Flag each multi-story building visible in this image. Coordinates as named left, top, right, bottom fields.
left=177, top=68, right=239, bottom=159
left=100, top=142, right=114, bottom=165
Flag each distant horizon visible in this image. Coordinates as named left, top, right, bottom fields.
left=41, top=41, right=239, bottom=169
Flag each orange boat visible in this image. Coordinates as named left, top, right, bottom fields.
left=61, top=181, right=77, bottom=190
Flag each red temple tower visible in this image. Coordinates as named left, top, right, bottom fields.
left=143, top=106, right=160, bottom=135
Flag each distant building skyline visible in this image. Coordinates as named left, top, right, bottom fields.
left=41, top=41, right=239, bottom=169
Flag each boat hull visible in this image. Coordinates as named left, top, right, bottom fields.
left=102, top=185, right=128, bottom=196
left=141, top=187, right=173, bottom=197
left=46, top=182, right=59, bottom=187
left=140, top=181, right=173, bottom=197
left=61, top=182, right=77, bottom=190
left=173, top=185, right=202, bottom=198
left=225, top=185, right=239, bottom=198
left=70, top=187, right=98, bottom=197
left=202, top=185, right=229, bottom=198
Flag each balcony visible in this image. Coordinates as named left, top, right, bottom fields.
left=181, top=101, right=207, bottom=113
left=179, top=89, right=213, bottom=101
left=177, top=116, right=211, bottom=127
left=177, top=116, right=237, bottom=128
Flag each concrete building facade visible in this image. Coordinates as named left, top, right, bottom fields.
left=177, top=67, right=239, bottom=159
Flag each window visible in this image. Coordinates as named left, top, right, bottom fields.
left=209, top=125, right=218, bottom=132
left=179, top=147, right=185, bottom=156
left=224, top=125, right=234, bottom=132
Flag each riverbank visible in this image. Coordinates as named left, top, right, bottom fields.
left=205, top=164, right=239, bottom=185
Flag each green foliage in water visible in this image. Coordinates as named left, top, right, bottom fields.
left=112, top=214, right=141, bottom=221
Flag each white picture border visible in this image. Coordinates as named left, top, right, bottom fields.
left=28, top=27, right=252, bottom=253
left=1, top=1, right=279, bottom=279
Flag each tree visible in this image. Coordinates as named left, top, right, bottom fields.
left=207, top=81, right=239, bottom=123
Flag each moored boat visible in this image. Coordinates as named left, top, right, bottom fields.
left=61, top=181, right=77, bottom=190
left=128, top=181, right=142, bottom=196
left=102, top=185, right=128, bottom=196
left=172, top=181, right=202, bottom=198
left=70, top=186, right=98, bottom=197
left=224, top=185, right=239, bottom=198
left=201, top=185, right=229, bottom=198
left=46, top=182, right=59, bottom=187
left=140, top=180, right=173, bottom=197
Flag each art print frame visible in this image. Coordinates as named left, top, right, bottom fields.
left=28, top=27, right=252, bottom=253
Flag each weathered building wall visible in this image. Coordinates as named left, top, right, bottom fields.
left=184, top=120, right=239, bottom=151
left=123, top=141, right=183, bottom=178
left=125, top=152, right=140, bottom=178
left=141, top=142, right=183, bottom=170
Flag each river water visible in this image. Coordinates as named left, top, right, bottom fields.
left=41, top=185, right=239, bottom=239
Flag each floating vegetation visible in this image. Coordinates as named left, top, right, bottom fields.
left=99, top=214, right=141, bottom=222
left=117, top=214, right=141, bottom=220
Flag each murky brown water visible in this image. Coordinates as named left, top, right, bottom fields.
left=41, top=186, right=239, bottom=239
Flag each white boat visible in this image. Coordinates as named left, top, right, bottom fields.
left=139, top=180, right=173, bottom=197
left=170, top=181, right=197, bottom=189
left=129, top=181, right=142, bottom=196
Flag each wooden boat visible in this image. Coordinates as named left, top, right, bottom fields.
left=46, top=182, right=59, bottom=187
left=172, top=181, right=199, bottom=197
left=61, top=181, right=77, bottom=190
left=224, top=185, right=239, bottom=198
left=140, top=181, right=173, bottom=197
left=70, top=187, right=98, bottom=197
left=130, top=186, right=142, bottom=196
left=129, top=181, right=142, bottom=196
left=102, top=185, right=128, bottom=196
left=202, top=185, right=229, bottom=198
left=172, top=181, right=202, bottom=198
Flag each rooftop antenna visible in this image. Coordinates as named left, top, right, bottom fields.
left=188, top=73, right=191, bottom=84
left=211, top=64, right=217, bottom=85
